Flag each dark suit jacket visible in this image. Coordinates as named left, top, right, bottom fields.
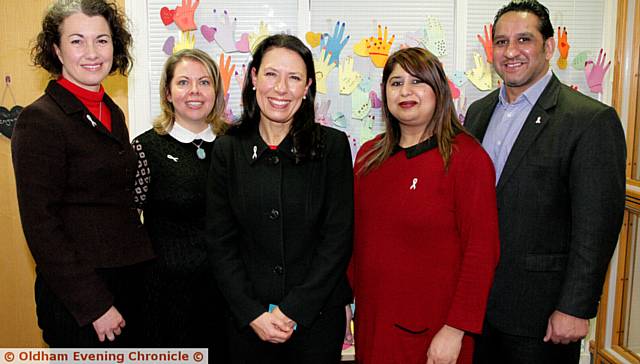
left=464, top=75, right=626, bottom=337
left=206, top=124, right=353, bottom=329
left=12, top=80, right=154, bottom=326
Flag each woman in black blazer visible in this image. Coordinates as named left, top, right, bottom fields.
left=206, top=34, right=353, bottom=363
left=12, top=0, right=153, bottom=347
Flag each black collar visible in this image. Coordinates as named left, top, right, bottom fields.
left=391, top=136, right=438, bottom=159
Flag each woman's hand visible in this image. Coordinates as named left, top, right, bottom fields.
left=426, top=325, right=464, bottom=364
left=92, top=306, right=125, bottom=342
left=250, top=312, right=294, bottom=344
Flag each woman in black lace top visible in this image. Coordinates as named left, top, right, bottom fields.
left=132, top=49, right=228, bottom=353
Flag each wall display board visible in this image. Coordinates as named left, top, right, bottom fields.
left=129, top=0, right=612, bottom=160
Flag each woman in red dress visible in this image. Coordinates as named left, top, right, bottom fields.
left=351, top=47, right=500, bottom=364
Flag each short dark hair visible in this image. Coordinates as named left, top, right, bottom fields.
left=32, top=0, right=133, bottom=77
left=493, top=0, right=554, bottom=40
left=236, top=34, right=322, bottom=162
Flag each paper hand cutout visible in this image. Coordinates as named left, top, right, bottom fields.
left=162, top=36, right=176, bottom=55
left=557, top=27, right=570, bottom=70
left=352, top=77, right=372, bottom=120
left=235, top=64, right=247, bottom=91
left=456, top=95, right=467, bottom=124
left=333, top=112, right=347, bottom=128
left=174, top=0, right=199, bottom=32
left=403, top=29, right=424, bottom=48
left=173, top=31, right=195, bottom=53
left=584, top=48, right=611, bottom=93
left=353, top=37, right=370, bottom=57
left=369, top=91, right=382, bottom=108
left=448, top=78, right=460, bottom=99
left=466, top=53, right=493, bottom=91
left=449, top=70, right=467, bottom=87
left=425, top=16, right=446, bottom=57
left=219, top=53, right=236, bottom=95
left=477, top=24, right=493, bottom=64
left=207, top=10, right=250, bottom=53
left=320, top=21, right=350, bottom=65
left=360, top=114, right=377, bottom=143
left=359, top=25, right=395, bottom=68
left=315, top=99, right=333, bottom=126
left=314, top=48, right=337, bottom=94
left=223, top=92, right=236, bottom=124
left=305, top=32, right=322, bottom=48
left=249, top=21, right=269, bottom=54
left=572, top=51, right=591, bottom=70
left=339, top=56, right=362, bottom=95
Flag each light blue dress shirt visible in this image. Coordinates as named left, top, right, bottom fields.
left=482, top=70, right=553, bottom=183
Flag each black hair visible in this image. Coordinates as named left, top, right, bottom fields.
left=493, top=0, right=554, bottom=40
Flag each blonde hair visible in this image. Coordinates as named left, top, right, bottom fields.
left=356, top=47, right=466, bottom=175
left=154, top=48, right=227, bottom=135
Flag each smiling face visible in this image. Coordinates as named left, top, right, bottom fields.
left=251, top=47, right=312, bottom=128
left=385, top=64, right=436, bottom=134
left=492, top=11, right=555, bottom=101
left=54, top=12, right=113, bottom=91
left=167, top=58, right=216, bottom=129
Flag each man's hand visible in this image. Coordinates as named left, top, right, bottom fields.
left=426, top=325, right=464, bottom=364
left=92, top=306, right=125, bottom=342
left=250, top=312, right=293, bottom=344
left=543, top=310, right=589, bottom=344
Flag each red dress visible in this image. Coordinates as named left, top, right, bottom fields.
left=351, top=133, right=500, bottom=364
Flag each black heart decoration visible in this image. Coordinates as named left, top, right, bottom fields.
left=0, top=105, right=23, bottom=139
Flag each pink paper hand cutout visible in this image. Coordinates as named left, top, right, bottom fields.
left=584, top=48, right=611, bottom=93
left=174, top=0, right=199, bottom=32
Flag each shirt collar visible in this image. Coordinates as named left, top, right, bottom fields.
left=169, top=121, right=216, bottom=143
left=498, top=69, right=553, bottom=107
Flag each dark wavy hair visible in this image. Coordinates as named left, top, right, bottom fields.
left=31, top=0, right=133, bottom=77
left=234, top=34, right=322, bottom=163
left=493, top=0, right=554, bottom=41
left=356, top=47, right=465, bottom=175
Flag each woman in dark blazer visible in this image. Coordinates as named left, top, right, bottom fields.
left=11, top=0, right=153, bottom=347
left=206, top=34, right=353, bottom=363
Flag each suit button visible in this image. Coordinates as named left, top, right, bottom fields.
left=269, top=209, right=280, bottom=220
left=272, top=156, right=280, bottom=165
left=118, top=150, right=125, bottom=155
left=273, top=265, right=284, bottom=275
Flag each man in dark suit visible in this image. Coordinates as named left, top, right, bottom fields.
left=465, top=1, right=626, bottom=363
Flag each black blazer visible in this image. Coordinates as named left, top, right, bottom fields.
left=12, top=80, right=154, bottom=326
left=206, top=124, right=353, bottom=329
left=464, top=75, right=626, bottom=337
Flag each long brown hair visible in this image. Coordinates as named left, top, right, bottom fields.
left=356, top=47, right=465, bottom=175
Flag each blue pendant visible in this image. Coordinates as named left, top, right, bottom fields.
left=196, top=147, right=206, bottom=160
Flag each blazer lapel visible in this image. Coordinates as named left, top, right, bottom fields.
left=468, top=90, right=499, bottom=142
left=496, top=75, right=561, bottom=192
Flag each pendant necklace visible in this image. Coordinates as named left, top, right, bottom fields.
left=193, top=139, right=206, bottom=160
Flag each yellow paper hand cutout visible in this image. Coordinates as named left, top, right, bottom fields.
left=173, top=31, right=195, bottom=53
left=339, top=56, right=362, bottom=95
left=314, top=48, right=336, bottom=94
left=366, top=25, right=395, bottom=68
left=466, top=53, right=493, bottom=91
left=249, top=21, right=269, bottom=54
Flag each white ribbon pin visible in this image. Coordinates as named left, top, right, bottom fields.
left=535, top=116, right=542, bottom=124
left=410, top=178, right=418, bottom=190
left=167, top=154, right=179, bottom=162
left=86, top=115, right=97, bottom=127
left=252, top=146, right=258, bottom=159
